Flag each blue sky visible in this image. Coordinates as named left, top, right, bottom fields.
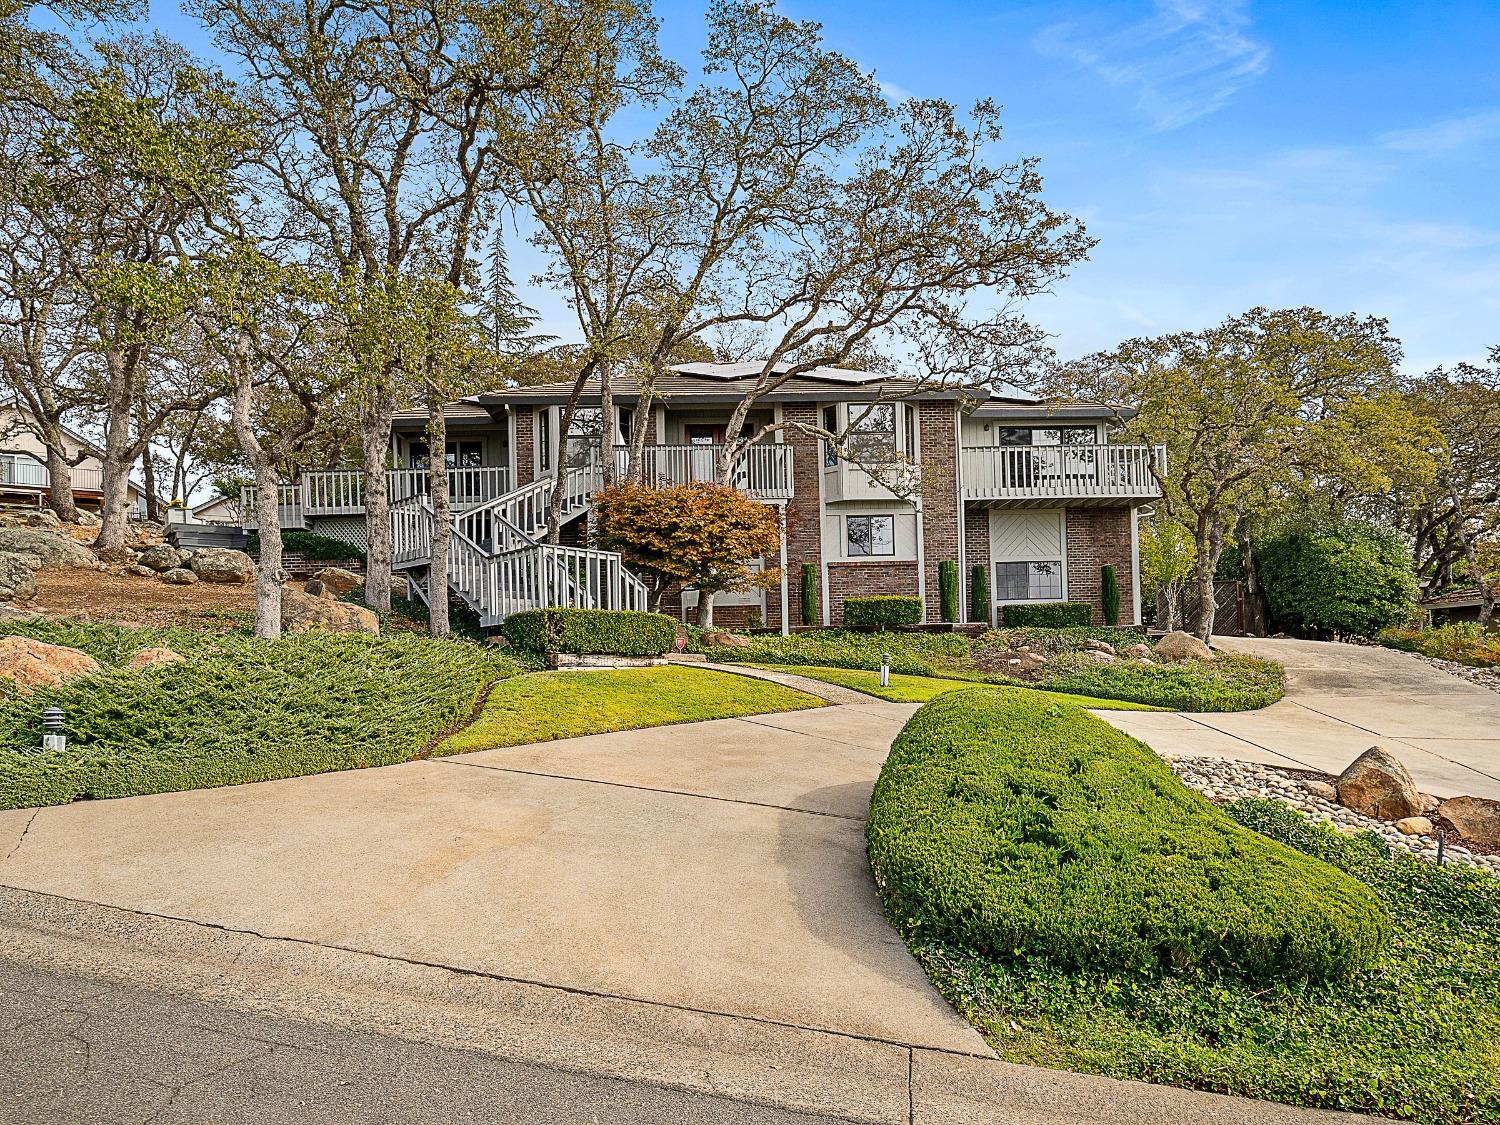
left=146, top=0, right=1500, bottom=375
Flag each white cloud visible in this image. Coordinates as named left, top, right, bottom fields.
left=1032, top=0, right=1269, bottom=129
left=1379, top=109, right=1500, bottom=156
left=877, top=78, right=914, bottom=103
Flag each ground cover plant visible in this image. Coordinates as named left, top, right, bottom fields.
left=869, top=690, right=1388, bottom=982
left=914, top=792, right=1500, bottom=1123
left=0, top=620, right=517, bottom=809
left=739, top=663, right=1162, bottom=710
left=437, top=666, right=821, bottom=753
left=700, top=627, right=1282, bottom=711
left=1378, top=623, right=1500, bottom=668
left=1036, top=651, right=1285, bottom=712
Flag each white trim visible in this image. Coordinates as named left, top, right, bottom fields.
left=955, top=406, right=966, bottom=623
left=1130, top=505, right=1143, bottom=626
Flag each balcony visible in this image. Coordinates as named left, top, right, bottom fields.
left=0, top=454, right=104, bottom=493
left=613, top=443, right=793, bottom=500
left=961, top=444, right=1163, bottom=505
left=243, top=466, right=513, bottom=528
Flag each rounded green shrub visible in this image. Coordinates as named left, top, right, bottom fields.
left=866, top=690, right=1390, bottom=981
left=1256, top=522, right=1416, bottom=638
left=499, top=608, right=677, bottom=656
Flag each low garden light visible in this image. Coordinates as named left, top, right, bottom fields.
left=41, top=706, right=66, bottom=753
left=880, top=652, right=891, bottom=689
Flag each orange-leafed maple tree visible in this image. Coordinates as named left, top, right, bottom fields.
left=592, top=482, right=782, bottom=624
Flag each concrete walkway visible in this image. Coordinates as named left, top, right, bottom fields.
left=1101, top=636, right=1500, bottom=799
left=0, top=683, right=1372, bottom=1123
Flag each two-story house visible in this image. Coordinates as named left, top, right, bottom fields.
left=249, top=363, right=1160, bottom=630
left=0, top=402, right=150, bottom=516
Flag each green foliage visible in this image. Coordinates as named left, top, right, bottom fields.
left=1100, top=565, right=1119, bottom=626
left=1378, top=622, right=1500, bottom=668
left=938, top=560, right=958, bottom=623
left=698, top=627, right=1280, bottom=711
left=498, top=608, right=677, bottom=657
left=868, top=691, right=1389, bottom=983
left=843, top=595, right=922, bottom=629
left=741, top=664, right=1160, bottom=710
left=1037, top=651, right=1285, bottom=712
left=969, top=563, right=988, bottom=625
left=438, top=666, right=821, bottom=753
left=1000, top=601, right=1091, bottom=628
left=799, top=563, right=818, bottom=626
left=247, top=529, right=365, bottom=563
left=920, top=796, right=1500, bottom=1123
left=1257, top=522, right=1417, bottom=638
left=0, top=620, right=515, bottom=810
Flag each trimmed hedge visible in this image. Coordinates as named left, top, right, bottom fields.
left=1101, top=565, right=1120, bottom=627
left=247, top=529, right=366, bottom=563
left=938, top=560, right=959, bottom=623
left=499, top=608, right=677, bottom=657
left=844, top=595, right=922, bottom=629
left=800, top=563, right=818, bottom=626
left=969, top=564, right=989, bottom=625
left=1001, top=601, right=1091, bottom=628
left=866, top=690, right=1390, bottom=981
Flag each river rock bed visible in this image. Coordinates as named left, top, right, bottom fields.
left=1401, top=649, right=1500, bottom=696
left=1166, top=754, right=1500, bottom=875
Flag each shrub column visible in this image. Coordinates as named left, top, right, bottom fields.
left=938, top=560, right=959, bottom=623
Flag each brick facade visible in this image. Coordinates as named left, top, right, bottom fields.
left=1065, top=507, right=1136, bottom=626
left=782, top=407, right=825, bottom=625
left=962, top=504, right=991, bottom=624
left=826, top=561, right=921, bottom=625
left=515, top=406, right=535, bottom=488
left=918, top=401, right=960, bottom=622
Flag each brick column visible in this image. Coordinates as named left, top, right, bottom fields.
left=515, top=407, right=535, bottom=488
left=919, top=401, right=960, bottom=622
left=1065, top=507, right=1135, bottom=625
left=782, top=406, right=823, bottom=625
left=964, top=503, right=991, bottom=625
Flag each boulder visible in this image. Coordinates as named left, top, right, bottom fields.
left=188, top=547, right=255, bottom=584
left=127, top=646, right=185, bottom=670
left=1084, top=639, right=1116, bottom=656
left=0, top=553, right=36, bottom=603
left=0, top=635, right=101, bottom=693
left=1086, top=649, right=1117, bottom=664
left=302, top=579, right=332, bottom=599
left=137, top=544, right=187, bottom=572
left=1126, top=642, right=1153, bottom=660
left=1336, top=746, right=1423, bottom=820
left=1155, top=631, right=1215, bottom=662
left=159, top=567, right=198, bottom=585
left=1300, top=779, right=1338, bottom=802
left=1436, top=796, right=1500, bottom=850
left=0, top=528, right=96, bottom=570
left=701, top=629, right=750, bottom=648
left=311, top=567, right=363, bottom=596
left=1420, top=792, right=1441, bottom=815
left=281, top=585, right=379, bottom=635
left=1395, top=816, right=1433, bottom=837
left=25, top=509, right=61, bottom=528
left=75, top=509, right=101, bottom=528
left=124, top=563, right=156, bottom=578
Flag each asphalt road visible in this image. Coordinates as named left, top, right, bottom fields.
left=0, top=957, right=846, bottom=1125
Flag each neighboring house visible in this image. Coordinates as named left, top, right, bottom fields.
left=0, top=403, right=149, bottom=515
left=1422, top=583, right=1498, bottom=629
left=243, top=364, right=1161, bottom=628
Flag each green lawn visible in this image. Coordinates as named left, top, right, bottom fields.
left=436, top=665, right=823, bottom=753
left=741, top=663, right=1164, bottom=710
left=0, top=619, right=517, bottom=810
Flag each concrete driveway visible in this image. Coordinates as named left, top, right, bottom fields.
left=1102, top=636, right=1500, bottom=799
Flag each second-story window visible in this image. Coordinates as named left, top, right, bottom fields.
left=848, top=403, right=897, bottom=463
left=538, top=408, right=552, bottom=472
left=822, top=406, right=838, bottom=467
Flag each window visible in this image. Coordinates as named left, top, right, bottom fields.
left=902, top=403, right=916, bottom=456
left=618, top=407, right=634, bottom=445
left=848, top=403, right=896, bottom=463
left=446, top=440, right=483, bottom=468
left=847, top=515, right=895, bottom=557
left=823, top=406, right=839, bottom=467
left=537, top=408, right=552, bottom=471
left=994, top=560, right=1064, bottom=601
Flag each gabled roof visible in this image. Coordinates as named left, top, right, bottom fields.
left=1422, top=583, right=1498, bottom=610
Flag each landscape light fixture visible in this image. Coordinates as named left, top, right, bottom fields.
left=41, top=706, right=65, bottom=753
left=880, top=652, right=891, bottom=689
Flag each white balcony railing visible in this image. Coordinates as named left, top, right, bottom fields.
left=961, top=444, right=1163, bottom=502
left=245, top=467, right=513, bottom=526
left=0, top=455, right=105, bottom=493
left=613, top=443, right=793, bottom=500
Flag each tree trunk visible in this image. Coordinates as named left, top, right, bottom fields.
left=694, top=589, right=715, bottom=627
left=599, top=365, right=616, bottom=488
left=360, top=398, right=395, bottom=611
left=251, top=465, right=286, bottom=638
left=425, top=399, right=451, bottom=637
left=1452, top=484, right=1495, bottom=628
left=93, top=460, right=136, bottom=558
left=141, top=449, right=160, bottom=521
left=1191, top=518, right=1225, bottom=643
left=43, top=446, right=78, bottom=523
left=93, top=350, right=139, bottom=558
